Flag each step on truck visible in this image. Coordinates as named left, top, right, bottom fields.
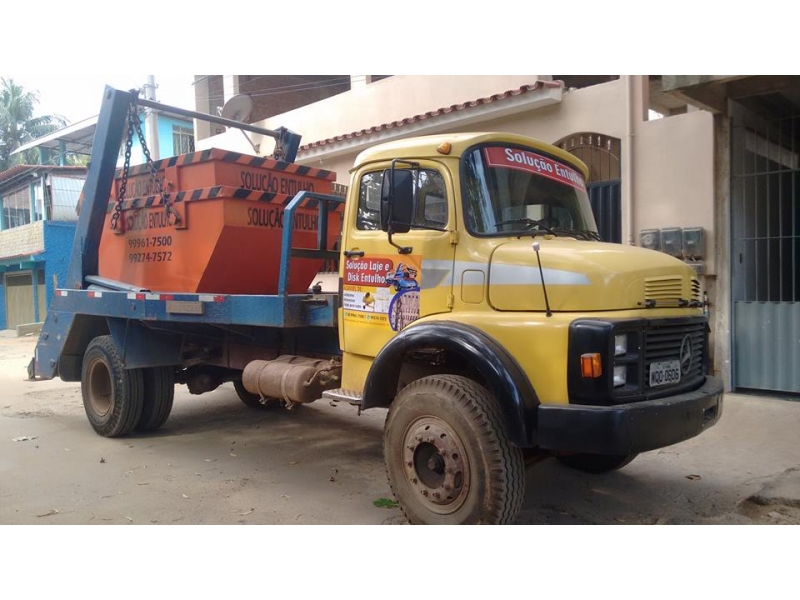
left=32, top=87, right=724, bottom=524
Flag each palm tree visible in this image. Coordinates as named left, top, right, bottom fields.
left=0, top=78, right=67, bottom=171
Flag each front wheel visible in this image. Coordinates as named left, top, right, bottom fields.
left=384, top=375, right=524, bottom=525
left=556, top=453, right=638, bottom=474
left=81, top=336, right=143, bottom=437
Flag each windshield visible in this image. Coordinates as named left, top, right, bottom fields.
left=462, top=145, right=598, bottom=238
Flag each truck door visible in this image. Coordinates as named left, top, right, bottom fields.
left=340, top=163, right=455, bottom=359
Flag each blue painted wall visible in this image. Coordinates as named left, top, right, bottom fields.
left=157, top=114, right=193, bottom=158
left=42, top=221, right=77, bottom=306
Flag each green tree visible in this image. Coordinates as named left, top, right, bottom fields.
left=0, top=78, right=67, bottom=171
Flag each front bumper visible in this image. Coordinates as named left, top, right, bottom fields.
left=536, top=376, right=724, bottom=455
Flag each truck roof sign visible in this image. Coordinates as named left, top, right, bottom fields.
left=484, top=147, right=586, bottom=192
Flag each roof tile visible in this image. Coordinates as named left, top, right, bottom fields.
left=299, top=81, right=563, bottom=151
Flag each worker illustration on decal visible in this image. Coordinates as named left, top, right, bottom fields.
left=362, top=292, right=375, bottom=309
left=384, top=264, right=420, bottom=331
left=385, top=263, right=419, bottom=291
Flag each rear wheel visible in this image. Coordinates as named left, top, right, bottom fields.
left=556, top=453, right=638, bottom=474
left=384, top=375, right=524, bottom=525
left=81, top=336, right=143, bottom=437
left=136, top=367, right=175, bottom=432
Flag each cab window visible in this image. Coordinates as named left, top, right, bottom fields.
left=357, top=169, right=447, bottom=231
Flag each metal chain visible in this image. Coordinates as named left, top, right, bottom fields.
left=131, top=105, right=181, bottom=226
left=110, top=95, right=180, bottom=231
left=110, top=105, right=137, bottom=232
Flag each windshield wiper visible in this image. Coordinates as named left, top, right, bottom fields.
left=494, top=218, right=555, bottom=236
left=549, top=227, right=602, bottom=241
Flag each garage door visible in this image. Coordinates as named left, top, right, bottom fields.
left=5, top=272, right=35, bottom=329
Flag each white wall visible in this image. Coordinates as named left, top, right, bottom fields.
left=634, top=110, right=716, bottom=273
left=197, top=75, right=550, bottom=156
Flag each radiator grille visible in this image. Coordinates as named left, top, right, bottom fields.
left=644, top=322, right=706, bottom=390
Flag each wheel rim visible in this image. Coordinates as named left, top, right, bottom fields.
left=87, top=358, right=113, bottom=417
left=402, top=416, right=470, bottom=515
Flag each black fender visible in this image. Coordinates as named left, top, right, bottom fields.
left=107, top=318, right=183, bottom=369
left=362, top=321, right=540, bottom=447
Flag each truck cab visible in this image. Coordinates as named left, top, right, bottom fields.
left=334, top=132, right=722, bottom=523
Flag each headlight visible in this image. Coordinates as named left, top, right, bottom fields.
left=613, top=365, right=627, bottom=387
left=614, top=334, right=627, bottom=356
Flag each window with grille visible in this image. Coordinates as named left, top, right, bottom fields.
left=3, top=186, right=32, bottom=229
left=172, top=125, right=195, bottom=155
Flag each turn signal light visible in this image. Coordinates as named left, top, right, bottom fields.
left=436, top=142, right=452, bottom=155
left=580, top=353, right=602, bottom=378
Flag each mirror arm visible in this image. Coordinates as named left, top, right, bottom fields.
left=388, top=230, right=413, bottom=255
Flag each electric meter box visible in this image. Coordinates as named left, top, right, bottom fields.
left=682, top=227, right=705, bottom=260
left=639, top=229, right=661, bottom=251
left=659, top=228, right=683, bottom=258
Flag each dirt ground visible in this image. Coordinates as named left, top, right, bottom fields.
left=1, top=331, right=799, bottom=525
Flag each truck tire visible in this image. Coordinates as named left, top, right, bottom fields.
left=136, top=367, right=175, bottom=432
left=233, top=380, right=278, bottom=409
left=383, top=375, right=525, bottom=525
left=81, top=336, right=144, bottom=438
left=556, top=453, right=638, bottom=474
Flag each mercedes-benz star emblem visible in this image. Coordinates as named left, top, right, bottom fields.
left=679, top=334, right=693, bottom=375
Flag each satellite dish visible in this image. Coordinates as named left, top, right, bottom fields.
left=220, top=94, right=253, bottom=123
left=220, top=94, right=259, bottom=154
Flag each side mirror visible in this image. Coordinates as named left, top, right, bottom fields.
left=380, top=168, right=413, bottom=234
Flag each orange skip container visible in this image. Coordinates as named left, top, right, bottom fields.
left=98, top=148, right=342, bottom=295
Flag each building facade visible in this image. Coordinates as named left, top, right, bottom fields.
left=1, top=109, right=197, bottom=331
left=0, top=165, right=85, bottom=329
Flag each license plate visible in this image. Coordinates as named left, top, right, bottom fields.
left=649, top=360, right=681, bottom=387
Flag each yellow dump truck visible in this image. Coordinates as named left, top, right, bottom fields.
left=34, top=89, right=723, bottom=525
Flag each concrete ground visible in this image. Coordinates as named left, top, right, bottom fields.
left=1, top=331, right=798, bottom=525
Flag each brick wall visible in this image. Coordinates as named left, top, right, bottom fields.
left=0, top=221, right=45, bottom=259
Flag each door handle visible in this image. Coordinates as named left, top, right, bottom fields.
left=344, top=250, right=365, bottom=258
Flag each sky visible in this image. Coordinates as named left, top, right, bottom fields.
left=0, top=0, right=781, bottom=130
left=5, top=73, right=197, bottom=125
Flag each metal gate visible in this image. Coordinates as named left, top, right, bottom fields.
left=731, top=106, right=800, bottom=394
left=555, top=132, right=622, bottom=244
left=588, top=180, right=621, bottom=243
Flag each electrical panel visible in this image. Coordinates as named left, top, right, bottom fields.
left=639, top=226, right=706, bottom=273
left=682, top=227, right=705, bottom=260
left=659, top=228, right=683, bottom=257
left=639, top=229, right=661, bottom=251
